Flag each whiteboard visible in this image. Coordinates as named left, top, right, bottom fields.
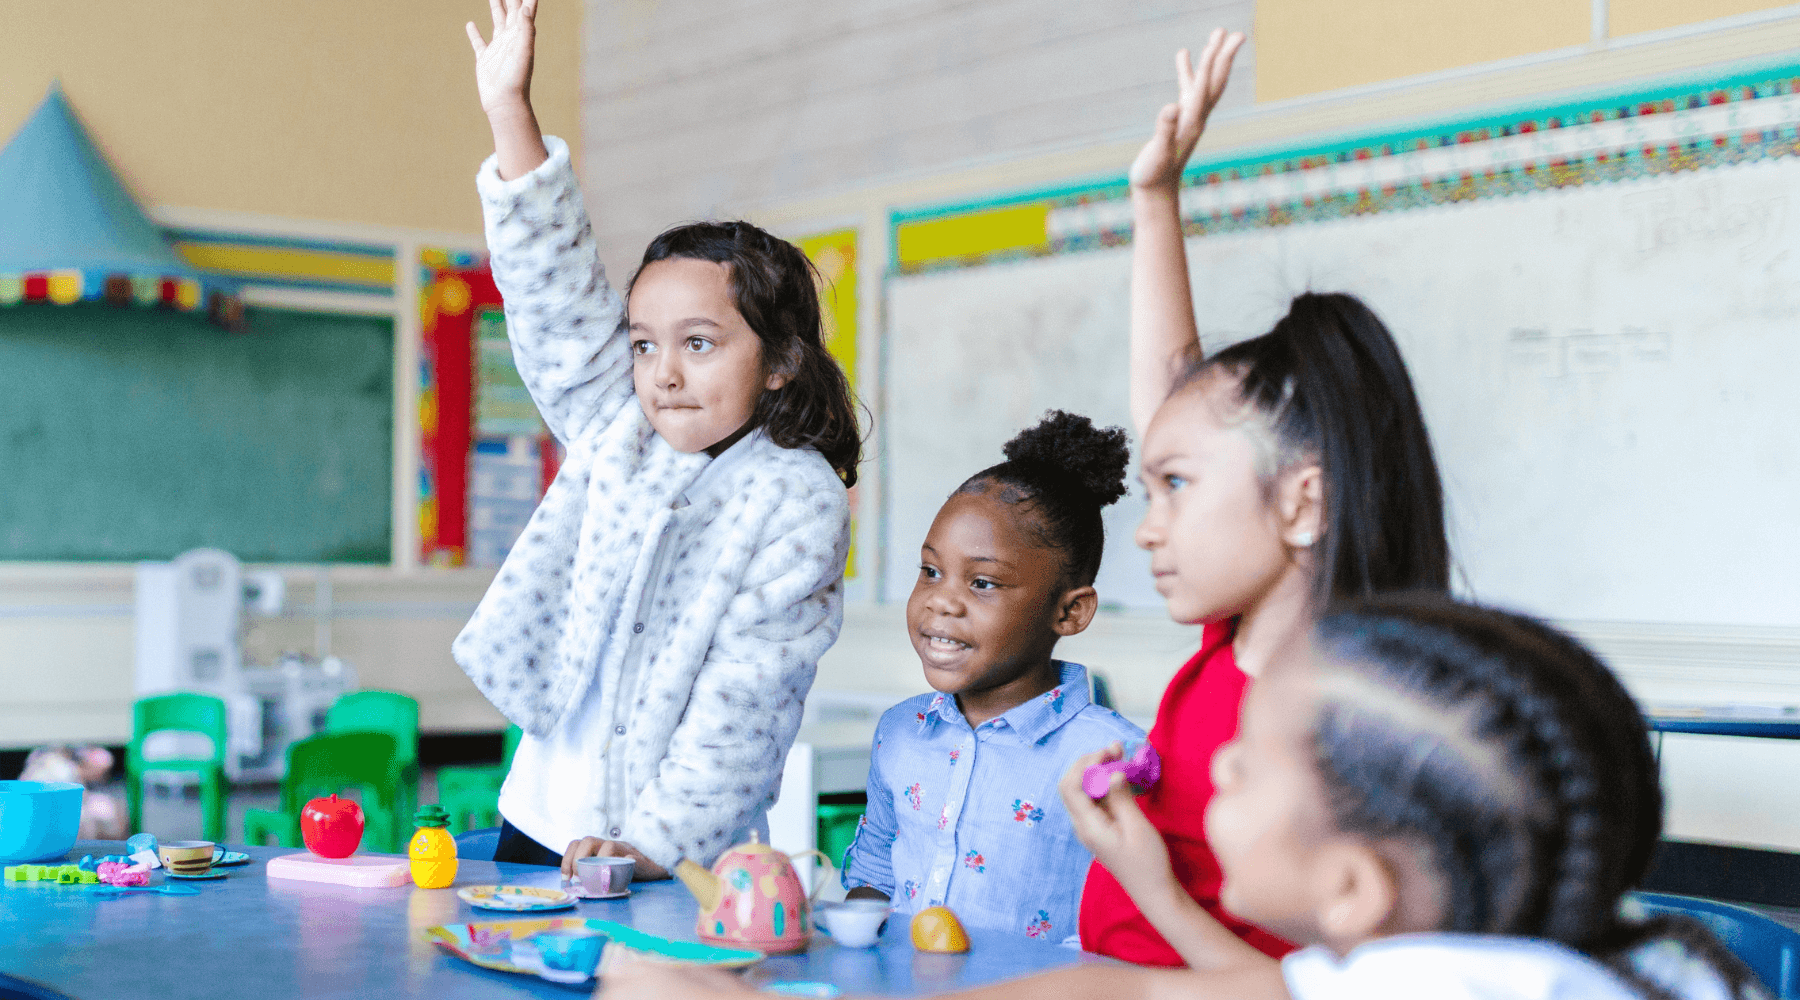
left=886, top=157, right=1800, bottom=625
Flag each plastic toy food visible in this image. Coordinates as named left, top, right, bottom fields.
left=910, top=906, right=970, bottom=953
left=1082, top=741, right=1163, bottom=799
left=409, top=805, right=459, bottom=889
left=301, top=794, right=364, bottom=859
left=673, top=831, right=833, bottom=954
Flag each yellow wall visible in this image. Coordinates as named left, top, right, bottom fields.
left=1254, top=0, right=1794, bottom=102
left=1610, top=0, right=1794, bottom=35
left=1255, top=0, right=1589, bottom=102
left=0, top=1, right=580, bottom=235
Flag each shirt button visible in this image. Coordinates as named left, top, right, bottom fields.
left=614, top=725, right=626, bottom=735
left=633, top=622, right=644, bottom=633
left=610, top=827, right=621, bottom=838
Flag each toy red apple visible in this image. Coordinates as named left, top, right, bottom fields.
left=301, top=794, right=364, bottom=858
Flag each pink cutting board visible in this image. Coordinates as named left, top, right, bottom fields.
left=266, top=853, right=412, bottom=888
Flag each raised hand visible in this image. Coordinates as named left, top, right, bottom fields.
left=467, top=0, right=539, bottom=119
left=1128, top=29, right=1246, bottom=192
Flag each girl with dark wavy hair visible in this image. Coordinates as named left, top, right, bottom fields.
left=455, top=0, right=860, bottom=880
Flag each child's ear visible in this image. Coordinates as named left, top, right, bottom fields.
left=1052, top=585, right=1099, bottom=637
left=1314, top=841, right=1400, bottom=949
left=1279, top=462, right=1325, bottom=550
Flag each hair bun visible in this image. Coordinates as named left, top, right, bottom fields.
left=1001, top=410, right=1131, bottom=507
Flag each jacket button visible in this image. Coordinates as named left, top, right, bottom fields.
left=614, top=725, right=626, bottom=736
left=610, top=827, right=621, bottom=838
left=633, top=622, right=644, bottom=633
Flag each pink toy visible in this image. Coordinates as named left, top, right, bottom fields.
left=674, top=832, right=832, bottom=955
left=1083, top=742, right=1162, bottom=799
left=95, top=861, right=150, bottom=887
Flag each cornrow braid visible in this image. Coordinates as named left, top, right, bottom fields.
left=1312, top=595, right=1765, bottom=1000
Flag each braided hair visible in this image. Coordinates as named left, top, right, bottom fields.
left=1178, top=292, right=1449, bottom=607
left=955, top=410, right=1131, bottom=588
left=1310, top=594, right=1764, bottom=1000
left=633, top=221, right=864, bottom=487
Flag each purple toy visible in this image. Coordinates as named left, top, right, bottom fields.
left=1082, top=742, right=1162, bottom=799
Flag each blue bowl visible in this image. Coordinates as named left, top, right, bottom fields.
left=0, top=781, right=84, bottom=863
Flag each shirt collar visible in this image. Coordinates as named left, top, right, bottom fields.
left=676, top=427, right=763, bottom=508
left=917, top=661, right=1093, bottom=744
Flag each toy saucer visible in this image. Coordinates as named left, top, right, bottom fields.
left=211, top=850, right=252, bottom=867
left=564, top=879, right=630, bottom=900
left=457, top=885, right=578, bottom=913
left=167, top=870, right=229, bottom=881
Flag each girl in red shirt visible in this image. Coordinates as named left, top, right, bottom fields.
left=1062, top=28, right=1452, bottom=970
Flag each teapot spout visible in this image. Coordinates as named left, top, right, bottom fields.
left=674, top=859, right=721, bottom=913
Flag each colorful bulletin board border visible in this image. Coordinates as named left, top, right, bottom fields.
left=418, top=251, right=497, bottom=567
left=891, top=54, right=1800, bottom=275
left=797, top=227, right=860, bottom=578
left=167, top=228, right=398, bottom=295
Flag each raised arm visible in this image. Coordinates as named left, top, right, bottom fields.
left=468, top=0, right=637, bottom=443
left=1128, top=29, right=1245, bottom=437
left=468, top=0, right=551, bottom=180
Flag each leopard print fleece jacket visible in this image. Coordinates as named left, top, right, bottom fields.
left=453, top=136, right=850, bottom=868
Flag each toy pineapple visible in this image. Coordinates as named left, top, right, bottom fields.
left=408, top=805, right=458, bottom=889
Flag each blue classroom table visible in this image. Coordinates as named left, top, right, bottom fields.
left=1, top=841, right=1100, bottom=999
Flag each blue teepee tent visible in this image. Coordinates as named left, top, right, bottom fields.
left=0, top=83, right=241, bottom=324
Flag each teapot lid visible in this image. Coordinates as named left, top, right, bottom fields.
left=719, top=829, right=776, bottom=859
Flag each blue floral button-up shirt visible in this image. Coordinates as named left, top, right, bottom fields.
left=840, top=661, right=1144, bottom=941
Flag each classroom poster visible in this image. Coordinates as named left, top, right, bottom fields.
left=797, top=228, right=860, bottom=579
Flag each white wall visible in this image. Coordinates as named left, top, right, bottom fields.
left=579, top=0, right=1255, bottom=274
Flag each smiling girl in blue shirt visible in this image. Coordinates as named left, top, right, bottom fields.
left=841, top=411, right=1145, bottom=940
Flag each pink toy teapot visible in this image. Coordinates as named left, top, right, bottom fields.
left=674, top=832, right=831, bottom=954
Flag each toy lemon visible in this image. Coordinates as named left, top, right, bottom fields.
left=408, top=805, right=458, bottom=889
left=910, top=906, right=970, bottom=953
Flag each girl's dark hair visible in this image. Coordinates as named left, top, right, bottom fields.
left=1310, top=594, right=1763, bottom=1000
left=1177, top=292, right=1448, bottom=607
left=632, top=221, right=863, bottom=487
left=955, top=410, right=1130, bottom=588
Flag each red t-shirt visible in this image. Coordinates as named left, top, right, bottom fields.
left=1077, top=620, right=1295, bottom=965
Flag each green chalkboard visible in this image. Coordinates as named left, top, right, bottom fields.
left=0, top=304, right=393, bottom=562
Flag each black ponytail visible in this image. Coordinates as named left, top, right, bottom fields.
left=1181, top=292, right=1448, bottom=607
left=1310, top=595, right=1764, bottom=1000
left=633, top=221, right=863, bottom=487
left=956, top=410, right=1131, bottom=587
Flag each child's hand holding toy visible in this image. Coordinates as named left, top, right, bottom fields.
left=1059, top=743, right=1181, bottom=910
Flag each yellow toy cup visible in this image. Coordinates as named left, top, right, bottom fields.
left=158, top=840, right=215, bottom=877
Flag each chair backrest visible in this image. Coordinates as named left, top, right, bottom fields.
left=325, top=691, right=419, bottom=766
left=130, top=692, right=228, bottom=765
left=280, top=731, right=402, bottom=813
left=1631, top=891, right=1800, bottom=998
left=503, top=725, right=523, bottom=768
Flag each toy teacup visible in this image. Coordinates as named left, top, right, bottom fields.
left=532, top=929, right=608, bottom=977
left=158, top=840, right=215, bottom=877
left=575, top=855, right=634, bottom=897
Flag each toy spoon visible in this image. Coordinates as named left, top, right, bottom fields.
left=93, top=884, right=201, bottom=897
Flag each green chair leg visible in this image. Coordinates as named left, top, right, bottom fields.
left=201, top=768, right=228, bottom=844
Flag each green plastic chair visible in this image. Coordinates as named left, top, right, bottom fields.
left=126, top=692, right=230, bottom=842
left=243, top=731, right=405, bottom=853
left=325, top=691, right=419, bottom=840
left=436, top=725, right=522, bottom=834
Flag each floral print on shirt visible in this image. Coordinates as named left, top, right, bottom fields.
left=840, top=661, right=1145, bottom=940
left=1011, top=799, right=1044, bottom=827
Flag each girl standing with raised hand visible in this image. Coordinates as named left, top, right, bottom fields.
left=1068, top=27, right=1452, bottom=969
left=456, top=0, right=859, bottom=879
